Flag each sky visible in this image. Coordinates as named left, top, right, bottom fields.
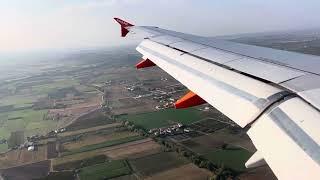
left=0, top=0, right=320, bottom=53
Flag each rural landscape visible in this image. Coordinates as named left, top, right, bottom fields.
left=0, top=29, right=319, bottom=180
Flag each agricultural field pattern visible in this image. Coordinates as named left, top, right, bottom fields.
left=0, top=29, right=318, bottom=180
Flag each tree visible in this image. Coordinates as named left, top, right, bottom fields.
left=181, top=150, right=188, bottom=157
left=209, top=175, right=217, bottom=180
left=214, top=167, right=234, bottom=180
left=221, top=143, right=228, bottom=150
left=124, top=121, right=130, bottom=126
left=159, top=139, right=165, bottom=145
left=199, top=160, right=208, bottom=168
left=191, top=155, right=201, bottom=165
left=206, top=162, right=216, bottom=171
left=175, top=147, right=182, bottom=153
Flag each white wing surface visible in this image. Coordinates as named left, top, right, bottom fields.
left=114, top=18, right=320, bottom=180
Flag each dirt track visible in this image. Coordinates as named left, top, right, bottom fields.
left=58, top=122, right=121, bottom=137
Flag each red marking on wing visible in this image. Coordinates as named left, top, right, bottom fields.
left=136, top=58, right=156, bottom=69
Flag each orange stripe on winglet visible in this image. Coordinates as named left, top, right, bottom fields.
left=135, top=58, right=156, bottom=69
left=174, top=91, right=206, bottom=109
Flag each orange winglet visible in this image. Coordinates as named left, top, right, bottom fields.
left=174, top=91, right=206, bottom=109
left=136, top=58, right=156, bottom=69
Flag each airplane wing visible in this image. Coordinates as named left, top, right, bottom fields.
left=114, top=18, right=320, bottom=180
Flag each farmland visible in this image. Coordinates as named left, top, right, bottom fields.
left=0, top=95, right=37, bottom=108
left=0, top=108, right=54, bottom=143
left=39, top=171, right=75, bottom=180
left=53, top=154, right=107, bottom=171
left=65, top=109, right=112, bottom=131
left=119, top=108, right=204, bottom=130
left=204, top=147, right=252, bottom=171
left=58, top=123, right=121, bottom=137
left=0, top=47, right=207, bottom=179
left=30, top=79, right=79, bottom=95
left=52, top=138, right=159, bottom=167
left=130, top=152, right=188, bottom=177
left=0, top=44, right=282, bottom=179
left=0, top=144, right=48, bottom=168
left=145, top=163, right=212, bottom=180
left=0, top=68, right=103, bottom=153
left=78, top=160, right=132, bottom=180
left=62, top=135, right=145, bottom=156
left=0, top=160, right=50, bottom=180
left=62, top=130, right=138, bottom=150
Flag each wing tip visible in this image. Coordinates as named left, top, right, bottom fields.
left=114, top=17, right=134, bottom=27
left=114, top=18, right=134, bottom=37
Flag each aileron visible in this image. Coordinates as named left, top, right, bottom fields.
left=225, top=57, right=306, bottom=83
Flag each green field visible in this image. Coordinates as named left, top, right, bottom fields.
left=0, top=109, right=56, bottom=139
left=0, top=144, right=8, bottom=152
left=38, top=171, right=75, bottom=180
left=93, top=74, right=117, bottom=83
left=62, top=135, right=144, bottom=156
left=53, top=155, right=107, bottom=171
left=79, top=160, right=132, bottom=180
left=0, top=95, right=37, bottom=108
left=75, top=85, right=97, bottom=93
left=7, top=109, right=47, bottom=122
left=31, top=79, right=79, bottom=95
left=0, top=108, right=58, bottom=152
left=119, top=108, right=204, bottom=130
left=0, top=127, right=10, bottom=139
left=130, top=152, right=188, bottom=176
left=0, top=79, right=79, bottom=149
left=204, top=147, right=252, bottom=171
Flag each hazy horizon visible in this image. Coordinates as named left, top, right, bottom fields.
left=1, top=0, right=320, bottom=53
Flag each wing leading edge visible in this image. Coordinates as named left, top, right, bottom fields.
left=114, top=18, right=320, bottom=180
